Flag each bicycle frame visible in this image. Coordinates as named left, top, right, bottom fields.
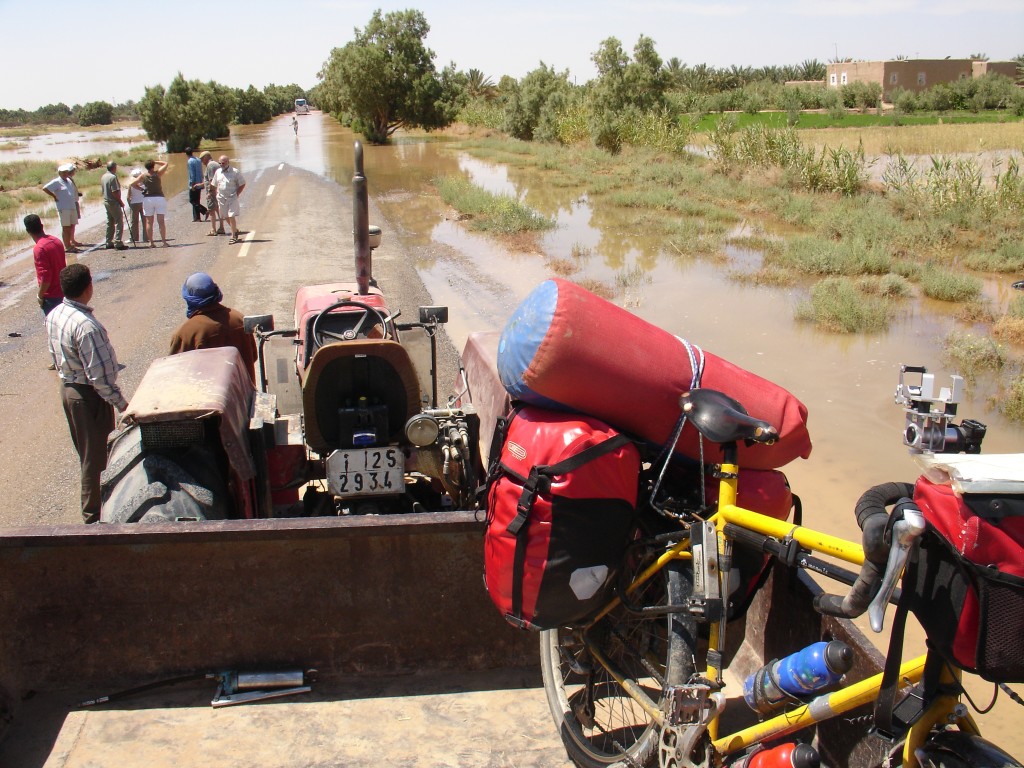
left=579, top=451, right=979, bottom=768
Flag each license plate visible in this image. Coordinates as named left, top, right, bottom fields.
left=326, top=447, right=405, bottom=497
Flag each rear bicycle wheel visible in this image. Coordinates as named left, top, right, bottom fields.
left=916, top=730, right=1023, bottom=767
left=540, top=559, right=697, bottom=768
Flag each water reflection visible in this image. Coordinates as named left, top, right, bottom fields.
left=0, top=126, right=148, bottom=164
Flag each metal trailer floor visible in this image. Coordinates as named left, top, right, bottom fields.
left=0, top=668, right=572, bottom=768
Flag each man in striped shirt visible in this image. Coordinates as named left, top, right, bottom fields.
left=46, top=264, right=129, bottom=523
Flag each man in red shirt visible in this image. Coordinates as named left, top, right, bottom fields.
left=24, top=214, right=67, bottom=316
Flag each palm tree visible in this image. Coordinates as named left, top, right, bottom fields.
left=662, top=57, right=686, bottom=89
left=968, top=52, right=989, bottom=61
left=466, top=69, right=497, bottom=100
left=799, top=59, right=826, bottom=80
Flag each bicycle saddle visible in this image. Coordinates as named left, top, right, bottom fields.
left=679, top=388, right=779, bottom=445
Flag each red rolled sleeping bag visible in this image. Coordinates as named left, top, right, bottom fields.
left=496, top=278, right=811, bottom=470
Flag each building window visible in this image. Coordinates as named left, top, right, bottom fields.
left=830, top=73, right=837, bottom=86
left=841, top=72, right=848, bottom=85
left=917, top=72, right=926, bottom=86
left=890, top=73, right=898, bottom=84
left=959, top=72, right=968, bottom=80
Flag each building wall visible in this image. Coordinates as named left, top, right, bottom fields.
left=826, top=59, right=1019, bottom=99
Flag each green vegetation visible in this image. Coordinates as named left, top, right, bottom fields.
left=919, top=268, right=983, bottom=302
left=77, top=101, right=114, bottom=126
left=316, top=9, right=459, bottom=144
left=0, top=146, right=156, bottom=250
left=943, top=331, right=1005, bottom=383
left=794, top=277, right=893, bottom=333
left=1002, top=373, right=1024, bottom=423
left=434, top=175, right=554, bottom=234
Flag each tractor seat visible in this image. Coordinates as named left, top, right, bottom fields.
left=302, top=339, right=421, bottom=455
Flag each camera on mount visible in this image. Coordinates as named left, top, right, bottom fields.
left=894, top=365, right=986, bottom=454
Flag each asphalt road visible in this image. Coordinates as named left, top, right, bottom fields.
left=0, top=162, right=461, bottom=528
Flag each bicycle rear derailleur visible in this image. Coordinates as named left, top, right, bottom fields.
left=658, top=681, right=726, bottom=768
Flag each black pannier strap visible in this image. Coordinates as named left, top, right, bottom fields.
left=506, top=433, right=632, bottom=537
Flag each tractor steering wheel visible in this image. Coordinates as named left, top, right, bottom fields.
left=311, top=300, right=389, bottom=348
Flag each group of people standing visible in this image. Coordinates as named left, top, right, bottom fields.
left=43, top=148, right=248, bottom=253
left=25, top=237, right=253, bottom=522
left=26, top=145, right=253, bottom=523
left=188, top=149, right=247, bottom=243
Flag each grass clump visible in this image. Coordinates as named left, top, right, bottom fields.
left=992, top=296, right=1024, bottom=345
left=942, top=331, right=1004, bottom=382
left=857, top=273, right=913, bottom=298
left=435, top=175, right=554, bottom=235
left=794, top=277, right=893, bottom=332
left=919, top=268, right=983, bottom=302
left=961, top=240, right=1024, bottom=273
left=999, top=372, right=1024, bottom=423
left=769, top=235, right=891, bottom=276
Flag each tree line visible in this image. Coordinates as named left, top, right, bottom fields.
left=138, top=77, right=307, bottom=152
left=312, top=9, right=1024, bottom=150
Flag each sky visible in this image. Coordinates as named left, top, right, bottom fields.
left=1, top=0, right=1022, bottom=111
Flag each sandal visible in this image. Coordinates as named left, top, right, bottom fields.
left=217, top=229, right=226, bottom=235
left=207, top=232, right=218, bottom=236
left=228, top=237, right=240, bottom=244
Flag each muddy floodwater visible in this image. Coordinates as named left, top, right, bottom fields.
left=224, top=113, right=1024, bottom=514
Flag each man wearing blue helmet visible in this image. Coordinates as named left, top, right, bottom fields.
left=169, top=272, right=257, bottom=384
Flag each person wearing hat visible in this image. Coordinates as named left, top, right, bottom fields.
left=126, top=168, right=147, bottom=243
left=200, top=151, right=223, bottom=236
left=43, top=163, right=83, bottom=252
left=169, top=273, right=257, bottom=384
left=100, top=161, right=127, bottom=250
left=130, top=159, right=170, bottom=247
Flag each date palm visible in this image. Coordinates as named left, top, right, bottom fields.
left=466, top=68, right=497, bottom=100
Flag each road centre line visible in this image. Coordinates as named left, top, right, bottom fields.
left=237, top=230, right=256, bottom=259
left=267, top=185, right=275, bottom=197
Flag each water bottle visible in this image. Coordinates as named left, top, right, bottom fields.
left=732, top=743, right=820, bottom=768
left=742, top=640, right=853, bottom=715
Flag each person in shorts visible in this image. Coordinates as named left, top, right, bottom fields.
left=200, top=151, right=223, bottom=236
left=126, top=168, right=146, bottom=243
left=43, top=163, right=82, bottom=252
left=130, top=159, right=170, bottom=247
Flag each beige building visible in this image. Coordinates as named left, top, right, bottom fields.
left=826, top=59, right=1018, bottom=98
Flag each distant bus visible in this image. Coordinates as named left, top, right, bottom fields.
left=294, top=98, right=310, bottom=115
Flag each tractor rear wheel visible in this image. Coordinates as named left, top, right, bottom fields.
left=100, top=425, right=230, bottom=523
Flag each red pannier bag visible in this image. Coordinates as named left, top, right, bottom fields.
left=904, top=476, right=1024, bottom=682
left=484, top=407, right=640, bottom=630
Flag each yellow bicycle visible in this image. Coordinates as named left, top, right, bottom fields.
left=540, top=369, right=1023, bottom=768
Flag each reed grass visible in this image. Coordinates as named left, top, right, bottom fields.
left=942, top=331, right=1005, bottom=382
left=919, top=268, right=983, bottom=302
left=797, top=123, right=1024, bottom=155
left=795, top=277, right=893, bottom=332
left=434, top=175, right=554, bottom=234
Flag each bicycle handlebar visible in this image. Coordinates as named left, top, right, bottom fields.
left=813, top=482, right=917, bottom=624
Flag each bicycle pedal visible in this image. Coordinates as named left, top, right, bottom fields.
left=662, top=683, right=724, bottom=727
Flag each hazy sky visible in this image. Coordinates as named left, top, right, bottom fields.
left=2, top=0, right=1021, bottom=110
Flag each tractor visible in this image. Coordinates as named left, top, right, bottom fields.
left=100, top=143, right=482, bottom=522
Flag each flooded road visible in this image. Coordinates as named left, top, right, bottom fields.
left=225, top=113, right=1024, bottom=526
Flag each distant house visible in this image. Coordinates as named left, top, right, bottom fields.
left=825, top=59, right=1018, bottom=99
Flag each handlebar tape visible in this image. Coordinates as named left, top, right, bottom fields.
left=814, top=482, right=915, bottom=619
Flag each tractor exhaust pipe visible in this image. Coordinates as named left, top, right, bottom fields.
left=353, top=141, right=371, bottom=295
